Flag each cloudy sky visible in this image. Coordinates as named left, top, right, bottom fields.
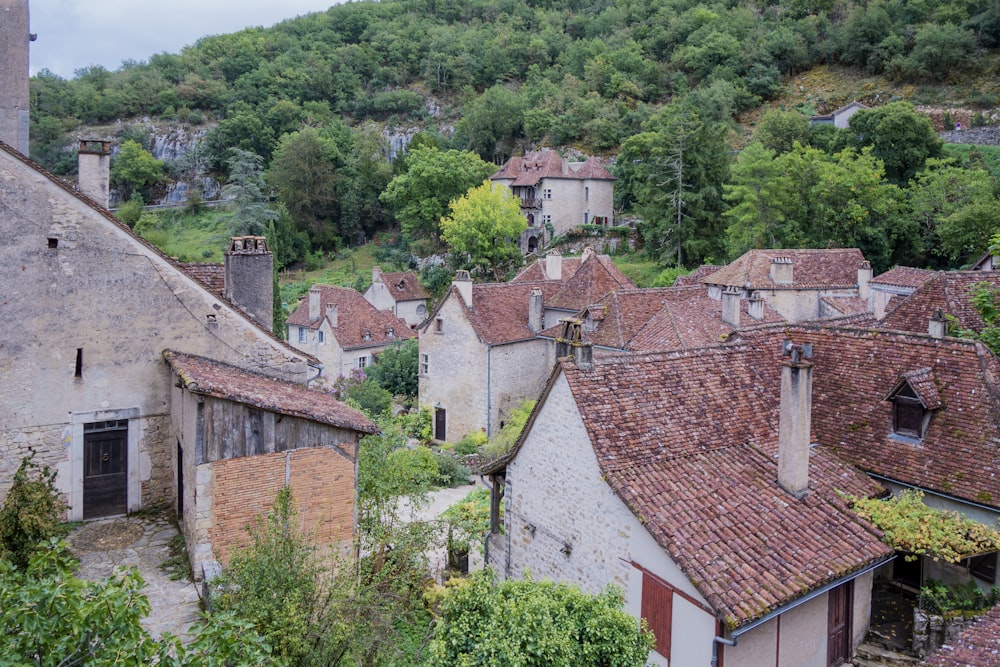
left=29, top=0, right=341, bottom=79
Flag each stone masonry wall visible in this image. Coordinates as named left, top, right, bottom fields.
left=140, top=414, right=173, bottom=509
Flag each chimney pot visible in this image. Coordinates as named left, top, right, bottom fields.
left=77, top=139, right=112, bottom=209
left=529, top=287, right=544, bottom=333
left=326, top=303, right=338, bottom=328
left=573, top=342, right=593, bottom=370
left=722, top=286, right=741, bottom=327
left=770, top=257, right=794, bottom=284
left=308, top=287, right=321, bottom=321
left=748, top=292, right=765, bottom=320
left=372, top=265, right=382, bottom=283
left=224, top=236, right=273, bottom=330
left=545, top=250, right=562, bottom=281
left=453, top=270, right=473, bottom=307
left=858, top=260, right=873, bottom=301
left=928, top=308, right=946, bottom=339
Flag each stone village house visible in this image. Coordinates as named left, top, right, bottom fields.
left=363, top=266, right=429, bottom=327
left=491, top=149, right=616, bottom=254
left=0, top=8, right=375, bottom=574
left=287, top=284, right=416, bottom=380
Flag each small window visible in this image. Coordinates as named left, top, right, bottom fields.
left=640, top=572, right=673, bottom=659
left=542, top=214, right=552, bottom=224
left=387, top=327, right=395, bottom=339
left=356, top=356, right=368, bottom=369
left=297, top=327, right=306, bottom=343
left=435, top=317, right=443, bottom=333
left=47, top=238, right=58, bottom=249
left=417, top=304, right=427, bottom=316
left=543, top=188, right=552, bottom=200
left=74, top=348, right=83, bottom=379
left=585, top=186, right=589, bottom=201
left=969, top=553, right=997, bottom=584
left=420, top=353, right=429, bottom=375
left=892, top=385, right=926, bottom=438
left=362, top=329, right=372, bottom=341
left=317, top=330, right=325, bottom=344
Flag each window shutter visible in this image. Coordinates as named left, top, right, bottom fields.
left=641, top=573, right=673, bottom=659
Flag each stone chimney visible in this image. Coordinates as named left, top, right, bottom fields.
left=224, top=236, right=273, bottom=331
left=581, top=246, right=595, bottom=262
left=529, top=287, right=543, bottom=333
left=770, top=257, right=793, bottom=284
left=78, top=139, right=111, bottom=209
left=545, top=250, right=562, bottom=281
left=372, top=265, right=382, bottom=284
left=721, top=286, right=741, bottom=327
left=326, top=303, right=338, bottom=328
left=928, top=308, right=946, bottom=339
left=747, top=292, right=765, bottom=320
left=308, top=286, right=321, bottom=321
left=574, top=341, right=593, bottom=370
left=858, top=260, right=873, bottom=301
left=778, top=341, right=813, bottom=498
left=453, top=270, right=473, bottom=307
left=0, top=0, right=31, bottom=155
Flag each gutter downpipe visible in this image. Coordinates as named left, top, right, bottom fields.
left=306, top=360, right=324, bottom=386
left=711, top=554, right=893, bottom=665
left=486, top=345, right=492, bottom=437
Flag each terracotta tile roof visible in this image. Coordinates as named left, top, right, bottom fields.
left=511, top=256, right=584, bottom=283
left=735, top=325, right=1000, bottom=510
left=880, top=271, right=1000, bottom=335
left=546, top=254, right=636, bottom=311
left=702, top=249, right=866, bottom=290
left=673, top=265, right=724, bottom=286
left=821, top=296, right=871, bottom=316
left=559, top=346, right=890, bottom=629
left=178, top=262, right=225, bottom=296
left=377, top=271, right=429, bottom=302
left=491, top=149, right=614, bottom=187
left=286, top=285, right=416, bottom=349
left=871, top=266, right=936, bottom=289
left=163, top=350, right=377, bottom=434
left=922, top=603, right=1000, bottom=666
left=887, top=368, right=942, bottom=410
left=452, top=281, right=563, bottom=345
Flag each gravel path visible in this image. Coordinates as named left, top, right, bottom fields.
left=399, top=479, right=488, bottom=581
left=67, top=514, right=202, bottom=641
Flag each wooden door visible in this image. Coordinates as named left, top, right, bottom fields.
left=434, top=407, right=446, bottom=441
left=83, top=420, right=128, bottom=519
left=827, top=581, right=853, bottom=666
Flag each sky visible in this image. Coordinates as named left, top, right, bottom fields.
left=28, top=0, right=341, bottom=79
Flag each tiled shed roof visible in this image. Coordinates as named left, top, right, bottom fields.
left=178, top=262, right=225, bottom=296
left=163, top=350, right=378, bottom=434
left=444, top=281, right=563, bottom=345
left=546, top=253, right=635, bottom=311
left=735, top=325, right=1000, bottom=510
left=377, top=270, right=429, bottom=302
left=702, top=249, right=866, bottom=290
left=880, top=271, right=1000, bottom=335
left=821, top=296, right=871, bottom=317
left=871, top=266, right=936, bottom=289
left=558, top=346, right=890, bottom=629
left=922, top=602, right=1000, bottom=666
left=491, top=149, right=614, bottom=187
left=511, top=256, right=584, bottom=283
left=287, top=285, right=415, bottom=349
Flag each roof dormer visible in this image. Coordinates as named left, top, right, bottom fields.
left=884, top=368, right=941, bottom=440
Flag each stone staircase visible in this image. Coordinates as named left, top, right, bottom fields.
left=849, top=642, right=921, bottom=667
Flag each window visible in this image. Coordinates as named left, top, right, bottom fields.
left=420, top=353, right=429, bottom=375
left=317, top=330, right=325, bottom=344
left=885, top=370, right=939, bottom=440
left=417, top=304, right=427, bottom=317
left=356, top=356, right=368, bottom=369
left=969, top=553, right=997, bottom=584
left=387, top=327, right=395, bottom=339
left=585, top=186, right=589, bottom=201
left=543, top=188, right=552, bottom=200
left=542, top=214, right=552, bottom=224
left=297, top=327, right=306, bottom=343
left=435, top=317, right=443, bottom=333
left=640, top=572, right=673, bottom=659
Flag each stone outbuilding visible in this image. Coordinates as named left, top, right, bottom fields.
left=363, top=266, right=429, bottom=327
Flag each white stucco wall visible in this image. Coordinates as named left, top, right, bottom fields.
left=539, top=177, right=614, bottom=237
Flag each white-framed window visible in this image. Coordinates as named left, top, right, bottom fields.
left=543, top=188, right=553, bottom=200
left=317, top=330, right=325, bottom=344
left=297, top=327, right=306, bottom=343
left=356, top=356, right=368, bottom=369
left=420, top=353, right=429, bottom=375
left=542, top=214, right=552, bottom=224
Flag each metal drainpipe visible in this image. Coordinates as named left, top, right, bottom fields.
left=486, top=346, right=492, bottom=436
left=712, top=635, right=736, bottom=667
left=306, top=360, right=324, bottom=385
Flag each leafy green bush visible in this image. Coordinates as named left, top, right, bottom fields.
left=452, top=430, right=487, bottom=456
left=384, top=446, right=439, bottom=493
left=115, top=192, right=145, bottom=228
left=367, top=339, right=418, bottom=399
left=919, top=579, right=1000, bottom=615
left=482, top=399, right=536, bottom=457
left=435, top=453, right=471, bottom=488
left=0, top=455, right=69, bottom=569
left=441, top=487, right=491, bottom=555
left=398, top=407, right=432, bottom=445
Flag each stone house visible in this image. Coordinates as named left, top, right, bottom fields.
left=363, top=266, right=429, bottom=327
left=867, top=266, right=936, bottom=319
left=810, top=102, right=870, bottom=128
left=0, top=139, right=376, bottom=575
left=491, top=149, right=615, bottom=254
left=701, top=248, right=873, bottom=322
left=484, top=340, right=892, bottom=666
left=877, top=270, right=1000, bottom=337
left=418, top=250, right=634, bottom=442
left=287, top=284, right=416, bottom=380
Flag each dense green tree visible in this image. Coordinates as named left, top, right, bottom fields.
left=205, top=103, right=277, bottom=171
left=723, top=142, right=793, bottom=256
left=223, top=148, right=278, bottom=235
left=892, top=23, right=978, bottom=82
left=425, top=569, right=654, bottom=667
left=380, top=146, right=495, bottom=246
left=110, top=139, right=165, bottom=202
left=754, top=110, right=812, bottom=155
left=847, top=101, right=943, bottom=185
left=618, top=102, right=730, bottom=266
left=367, top=338, right=418, bottom=399
left=440, top=180, right=526, bottom=281
left=455, top=84, right=525, bottom=163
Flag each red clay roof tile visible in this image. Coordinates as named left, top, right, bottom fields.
left=703, top=249, right=865, bottom=290
left=287, top=285, right=415, bottom=349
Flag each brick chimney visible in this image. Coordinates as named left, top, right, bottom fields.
left=928, top=308, right=946, bottom=339
left=778, top=341, right=813, bottom=498
left=225, top=236, right=273, bottom=331
left=453, top=270, right=473, bottom=307
left=529, top=287, right=543, bottom=333
left=326, top=303, right=338, bottom=328
left=858, top=260, right=873, bottom=301
left=0, top=0, right=31, bottom=155
left=308, top=286, right=320, bottom=321
left=721, top=286, right=741, bottom=327
left=545, top=250, right=562, bottom=281
left=78, top=139, right=111, bottom=209
left=770, top=257, right=793, bottom=284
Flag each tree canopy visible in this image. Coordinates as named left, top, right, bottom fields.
left=440, top=180, right=527, bottom=281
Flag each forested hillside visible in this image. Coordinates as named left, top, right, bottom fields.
left=27, top=0, right=1000, bottom=272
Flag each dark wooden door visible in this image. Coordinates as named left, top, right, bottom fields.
left=434, top=408, right=446, bottom=441
left=827, top=581, right=853, bottom=666
left=83, top=421, right=128, bottom=519
left=176, top=439, right=184, bottom=516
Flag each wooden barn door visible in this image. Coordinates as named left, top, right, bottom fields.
left=83, top=420, right=128, bottom=519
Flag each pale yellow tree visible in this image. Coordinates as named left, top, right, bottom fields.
left=440, top=180, right=527, bottom=281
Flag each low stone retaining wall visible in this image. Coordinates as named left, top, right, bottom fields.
left=912, top=607, right=981, bottom=657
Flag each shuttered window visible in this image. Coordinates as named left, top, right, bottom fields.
left=641, top=572, right=673, bottom=659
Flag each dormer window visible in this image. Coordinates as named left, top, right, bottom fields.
left=387, top=327, right=395, bottom=339
left=362, top=329, right=372, bottom=341
left=885, top=368, right=941, bottom=440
